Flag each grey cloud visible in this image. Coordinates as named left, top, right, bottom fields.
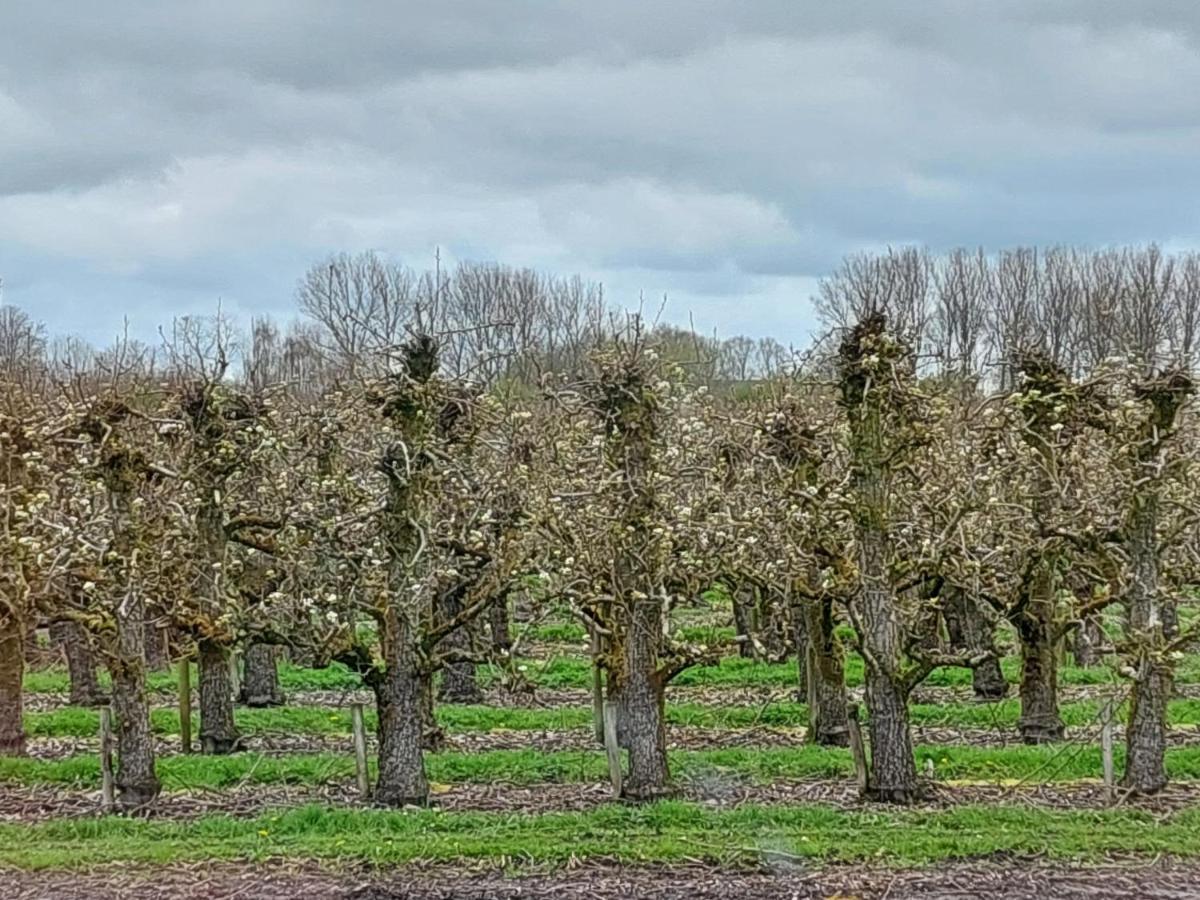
left=1, top=1, right=1200, bottom=346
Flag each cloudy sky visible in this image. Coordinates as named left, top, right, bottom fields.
left=2, top=1, right=1199, bottom=347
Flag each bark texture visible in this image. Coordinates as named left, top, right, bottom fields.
left=0, top=615, right=25, bottom=756
left=241, top=642, right=283, bottom=707
left=1016, top=617, right=1064, bottom=743
left=798, top=596, right=848, bottom=746
left=1072, top=614, right=1105, bottom=669
left=436, top=588, right=482, bottom=704
left=110, top=592, right=160, bottom=811
left=52, top=620, right=105, bottom=706
left=613, top=594, right=670, bottom=801
left=943, top=589, right=1007, bottom=699
left=198, top=639, right=241, bottom=754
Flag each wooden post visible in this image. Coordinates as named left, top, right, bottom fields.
left=178, top=656, right=192, bottom=754
left=602, top=698, right=623, bottom=798
left=228, top=649, right=241, bottom=701
left=846, top=703, right=869, bottom=795
left=351, top=703, right=371, bottom=799
left=1101, top=698, right=1115, bottom=801
left=591, top=633, right=605, bottom=745
left=99, top=707, right=115, bottom=813
left=805, top=646, right=817, bottom=744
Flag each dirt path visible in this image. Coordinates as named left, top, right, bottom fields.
left=5, top=859, right=1200, bottom=900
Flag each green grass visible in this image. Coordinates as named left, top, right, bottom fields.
left=24, top=697, right=1200, bottom=739
left=28, top=651, right=1199, bottom=696
left=7, top=743, right=1200, bottom=791
left=2, top=801, right=1199, bottom=869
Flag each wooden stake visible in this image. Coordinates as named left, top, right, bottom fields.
left=99, top=707, right=115, bottom=813
left=591, top=633, right=605, bottom=745
left=178, top=656, right=192, bottom=754
left=1101, top=698, right=1115, bottom=801
left=351, top=703, right=371, bottom=799
left=846, top=703, right=870, bottom=795
left=228, top=649, right=241, bottom=701
left=602, top=698, right=623, bottom=798
left=805, top=646, right=817, bottom=744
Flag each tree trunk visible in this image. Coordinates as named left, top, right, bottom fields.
left=1072, top=614, right=1105, bottom=669
left=799, top=596, right=848, bottom=746
left=1125, top=656, right=1170, bottom=793
left=110, top=590, right=161, bottom=812
left=614, top=594, right=670, bottom=801
left=52, top=620, right=105, bottom=706
left=732, top=584, right=758, bottom=660
left=1017, top=620, right=1064, bottom=743
left=240, top=642, right=283, bottom=707
left=373, top=632, right=430, bottom=807
left=143, top=620, right=168, bottom=672
left=760, top=589, right=790, bottom=662
left=0, top=614, right=25, bottom=756
left=857, top=521, right=919, bottom=801
left=1124, top=489, right=1172, bottom=793
left=864, top=670, right=918, bottom=802
left=439, top=659, right=481, bottom=704
left=198, top=639, right=240, bottom=754
left=488, top=595, right=512, bottom=656
left=842, top=337, right=920, bottom=803
left=436, top=588, right=482, bottom=704
left=791, top=596, right=809, bottom=699
left=943, top=589, right=1007, bottom=699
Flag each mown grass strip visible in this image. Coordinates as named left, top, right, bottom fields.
left=6, top=744, right=1200, bottom=790
left=23, top=697, right=1200, bottom=739
left=2, top=802, right=1198, bottom=869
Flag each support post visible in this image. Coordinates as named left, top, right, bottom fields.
left=602, top=698, right=623, bottom=798
left=591, top=633, right=605, bottom=745
left=1101, top=698, right=1115, bottom=802
left=99, top=707, right=115, bottom=813
left=178, top=656, right=192, bottom=754
left=846, top=703, right=869, bottom=795
left=351, top=703, right=371, bottom=799
left=228, top=650, right=241, bottom=702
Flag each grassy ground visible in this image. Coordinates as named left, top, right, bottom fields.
left=11, top=603, right=1200, bottom=878
left=7, top=743, right=1200, bottom=789
left=21, top=696, right=1200, bottom=739
left=24, top=651, right=1178, bottom=696
left=3, top=802, right=1199, bottom=869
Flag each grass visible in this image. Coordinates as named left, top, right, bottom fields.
left=2, top=801, right=1199, bottom=869
left=7, top=743, right=1200, bottom=790
left=25, top=653, right=1154, bottom=696
left=23, top=697, right=1200, bottom=739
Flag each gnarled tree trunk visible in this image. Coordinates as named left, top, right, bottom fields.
left=1073, top=613, right=1105, bottom=669
left=198, top=639, right=240, bottom=754
left=732, top=584, right=759, bottom=660
left=943, top=588, right=1007, bottom=699
left=1124, top=487, right=1171, bottom=792
left=1016, top=616, right=1063, bottom=743
left=52, top=620, right=104, bottom=706
left=0, top=615, right=25, bottom=756
left=436, top=588, right=482, bottom=704
left=110, top=588, right=160, bottom=812
left=240, top=642, right=282, bottom=707
left=798, top=596, right=848, bottom=746
left=613, top=594, right=669, bottom=801
left=488, top=595, right=512, bottom=657
left=373, top=606, right=430, bottom=807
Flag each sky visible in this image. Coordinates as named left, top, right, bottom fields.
left=2, top=1, right=1200, bottom=347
